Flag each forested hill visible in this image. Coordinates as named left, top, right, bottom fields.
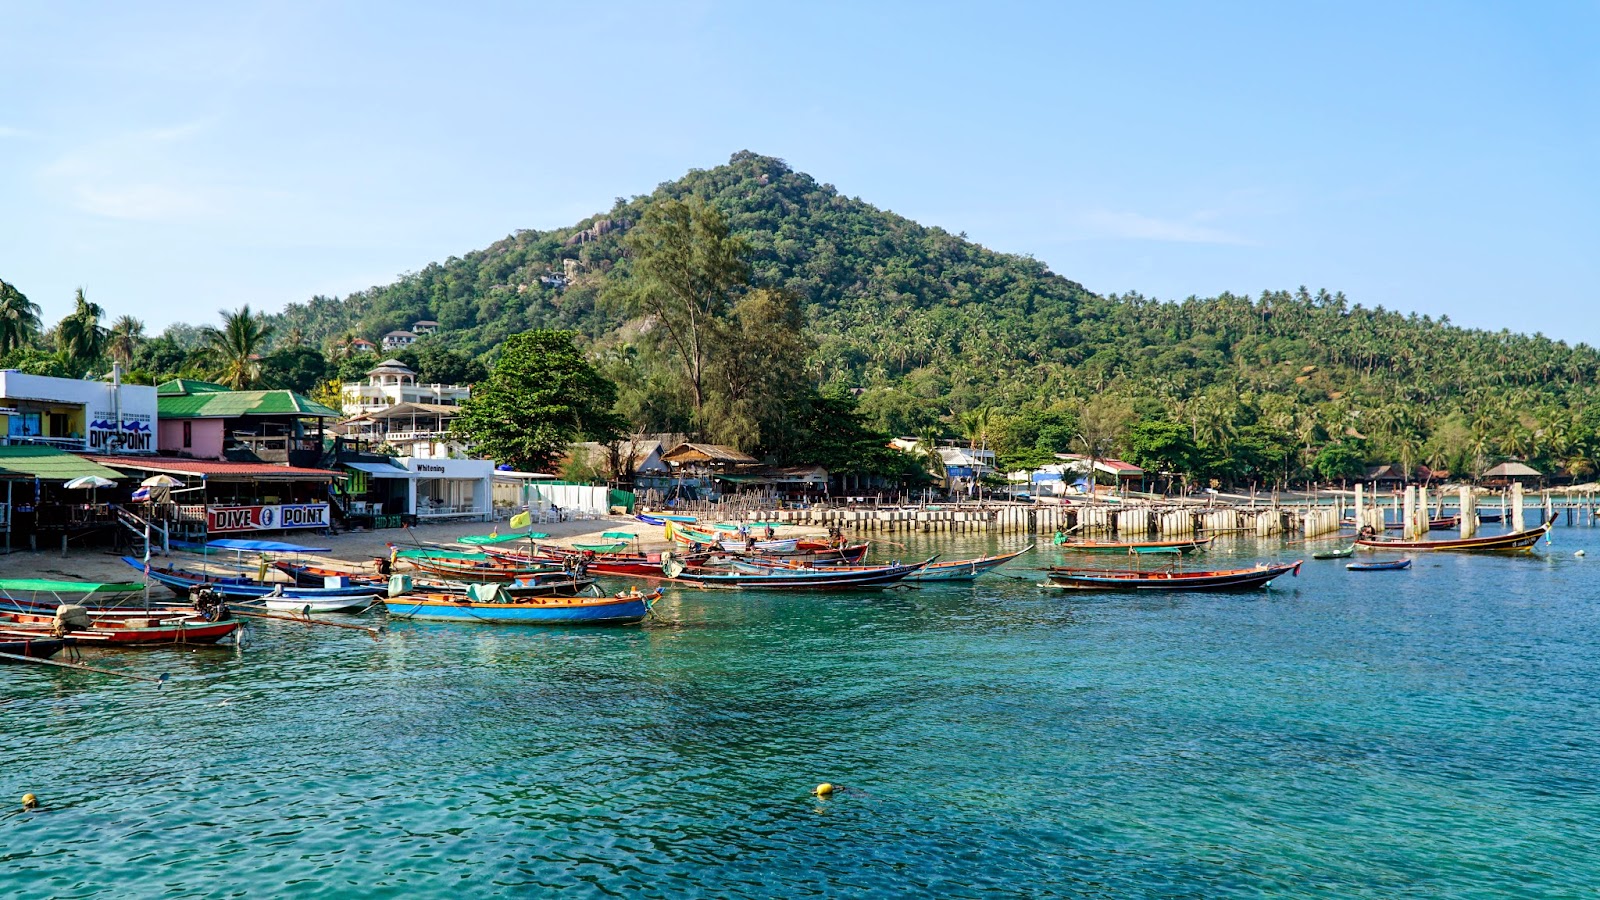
left=271, top=151, right=1600, bottom=475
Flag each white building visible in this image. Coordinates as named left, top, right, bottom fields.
left=382, top=330, right=418, bottom=350
left=341, top=360, right=470, bottom=416
left=405, top=457, right=493, bottom=521
left=410, top=320, right=440, bottom=335
left=0, top=370, right=158, bottom=454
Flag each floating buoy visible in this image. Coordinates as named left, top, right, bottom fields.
left=813, top=783, right=835, bottom=797
left=21, top=793, right=38, bottom=810
left=1576, top=550, right=1586, bottom=557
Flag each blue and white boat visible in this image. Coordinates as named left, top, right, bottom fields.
left=123, top=557, right=382, bottom=612
left=382, top=584, right=658, bottom=625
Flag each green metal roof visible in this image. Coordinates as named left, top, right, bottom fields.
left=157, top=378, right=230, bottom=396
left=0, top=446, right=127, bottom=481
left=158, top=390, right=341, bottom=419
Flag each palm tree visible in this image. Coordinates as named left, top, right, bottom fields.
left=56, top=288, right=105, bottom=365
left=203, top=306, right=274, bottom=389
left=107, top=315, right=145, bottom=369
left=914, top=426, right=948, bottom=490
left=0, top=279, right=42, bottom=355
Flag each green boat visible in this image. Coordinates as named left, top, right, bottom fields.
left=572, top=541, right=629, bottom=554
left=1312, top=545, right=1356, bottom=560
left=1058, top=538, right=1210, bottom=555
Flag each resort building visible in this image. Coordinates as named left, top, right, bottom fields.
left=348, top=337, right=378, bottom=353
left=382, top=330, right=417, bottom=350
left=410, top=320, right=440, bottom=335
left=337, top=403, right=469, bottom=459
left=155, top=379, right=341, bottom=469
left=340, top=360, right=471, bottom=416
left=0, top=370, right=158, bottom=454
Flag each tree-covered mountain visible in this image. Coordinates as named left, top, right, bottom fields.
left=262, top=151, right=1600, bottom=484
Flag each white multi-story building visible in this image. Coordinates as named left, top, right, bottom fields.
left=341, top=360, right=470, bottom=415
left=382, top=330, right=417, bottom=350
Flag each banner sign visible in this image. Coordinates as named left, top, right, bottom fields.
left=207, top=503, right=330, bottom=533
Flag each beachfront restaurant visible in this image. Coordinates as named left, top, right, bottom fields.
left=0, top=445, right=130, bottom=552
left=87, top=455, right=340, bottom=541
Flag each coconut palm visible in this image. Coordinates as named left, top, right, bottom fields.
left=107, top=315, right=145, bottom=369
left=203, top=306, right=274, bottom=389
left=0, top=279, right=42, bottom=355
left=56, top=288, right=105, bottom=365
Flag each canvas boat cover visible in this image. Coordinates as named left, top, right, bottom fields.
left=0, top=579, right=147, bottom=594
left=178, top=539, right=332, bottom=553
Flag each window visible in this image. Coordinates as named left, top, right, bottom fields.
left=47, top=412, right=69, bottom=437
left=182, top=421, right=192, bottom=448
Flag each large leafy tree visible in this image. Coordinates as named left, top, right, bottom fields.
left=700, top=287, right=813, bottom=453
left=0, top=279, right=42, bottom=354
left=450, top=330, right=625, bottom=471
left=56, top=288, right=105, bottom=366
left=618, top=196, right=748, bottom=422
left=203, top=306, right=274, bottom=389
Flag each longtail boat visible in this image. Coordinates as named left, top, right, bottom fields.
left=1347, top=559, right=1412, bottom=571
left=662, top=558, right=930, bottom=591
left=407, top=574, right=596, bottom=598
left=0, top=632, right=67, bottom=661
left=273, top=561, right=386, bottom=587
left=0, top=605, right=240, bottom=645
left=126, top=557, right=381, bottom=611
left=1047, top=560, right=1302, bottom=591
left=735, top=547, right=1030, bottom=583
left=1354, top=519, right=1552, bottom=553
left=1057, top=538, right=1211, bottom=555
left=382, top=586, right=657, bottom=625
left=636, top=513, right=698, bottom=525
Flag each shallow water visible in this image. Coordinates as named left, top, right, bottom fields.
left=3, top=528, right=1598, bottom=898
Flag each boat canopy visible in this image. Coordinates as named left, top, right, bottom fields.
left=393, top=547, right=490, bottom=561
left=0, top=579, right=147, bottom=593
left=458, top=532, right=549, bottom=545
left=185, top=539, right=332, bottom=553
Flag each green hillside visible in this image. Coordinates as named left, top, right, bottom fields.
left=268, top=151, right=1600, bottom=483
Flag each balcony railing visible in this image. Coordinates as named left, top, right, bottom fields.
left=2, top=435, right=87, bottom=451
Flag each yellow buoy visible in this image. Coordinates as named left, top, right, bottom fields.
left=21, top=793, right=38, bottom=810
left=813, top=783, right=835, bottom=797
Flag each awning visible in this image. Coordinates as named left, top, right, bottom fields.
left=0, top=447, right=126, bottom=482
left=345, top=462, right=415, bottom=479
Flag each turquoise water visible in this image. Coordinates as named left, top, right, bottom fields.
left=3, top=530, right=1598, bottom=898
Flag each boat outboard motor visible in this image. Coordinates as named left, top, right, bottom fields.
left=193, top=585, right=227, bottom=622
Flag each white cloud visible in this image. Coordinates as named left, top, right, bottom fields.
left=38, top=119, right=242, bottom=223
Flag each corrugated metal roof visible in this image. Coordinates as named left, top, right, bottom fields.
left=157, top=378, right=230, bottom=396
left=158, top=390, right=341, bottom=419
left=0, top=446, right=127, bottom=481
left=85, top=454, right=340, bottom=481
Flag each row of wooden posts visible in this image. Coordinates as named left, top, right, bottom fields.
left=744, top=486, right=1593, bottom=537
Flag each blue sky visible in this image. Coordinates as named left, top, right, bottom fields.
left=2, top=1, right=1595, bottom=345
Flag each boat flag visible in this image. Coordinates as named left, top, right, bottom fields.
left=510, top=510, right=531, bottom=530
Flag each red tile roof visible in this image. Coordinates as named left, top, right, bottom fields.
left=82, top=455, right=340, bottom=481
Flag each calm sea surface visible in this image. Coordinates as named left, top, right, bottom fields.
left=3, top=527, right=1598, bottom=898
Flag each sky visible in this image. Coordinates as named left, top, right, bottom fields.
left=1, top=1, right=1596, bottom=345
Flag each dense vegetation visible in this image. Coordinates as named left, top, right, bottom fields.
left=5, top=151, right=1598, bottom=487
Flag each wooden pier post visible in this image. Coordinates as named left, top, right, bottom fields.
left=1511, top=483, right=1525, bottom=532
left=1459, top=486, right=1477, bottom=539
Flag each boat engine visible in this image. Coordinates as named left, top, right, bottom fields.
left=193, top=586, right=227, bottom=622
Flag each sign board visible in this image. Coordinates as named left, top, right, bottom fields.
left=207, top=503, right=330, bottom=533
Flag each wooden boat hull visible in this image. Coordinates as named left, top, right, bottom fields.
left=1047, top=561, right=1302, bottom=592
left=127, top=558, right=383, bottom=604
left=1057, top=538, right=1210, bottom=555
left=0, top=634, right=66, bottom=661
left=905, top=548, right=1029, bottom=581
left=403, top=557, right=564, bottom=581
left=0, top=609, right=240, bottom=645
left=1347, top=559, right=1412, bottom=571
left=415, top=576, right=595, bottom=597
left=1312, top=546, right=1355, bottom=560
left=273, top=562, right=385, bottom=587
left=1355, top=521, right=1551, bottom=553
left=668, top=560, right=928, bottom=591
left=382, top=592, right=650, bottom=625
